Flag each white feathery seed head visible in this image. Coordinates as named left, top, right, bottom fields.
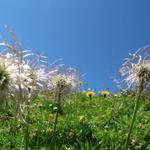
left=119, top=46, right=150, bottom=92
left=46, top=66, right=80, bottom=96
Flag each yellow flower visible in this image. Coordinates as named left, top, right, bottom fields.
left=46, top=128, right=53, bottom=135
left=86, top=91, right=95, bottom=99
left=79, top=81, right=83, bottom=85
left=79, top=115, right=85, bottom=123
left=100, top=90, right=110, bottom=97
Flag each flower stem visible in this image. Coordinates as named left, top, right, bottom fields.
left=25, top=105, right=30, bottom=150
left=53, top=106, right=59, bottom=137
left=123, top=79, right=144, bottom=150
left=123, top=96, right=140, bottom=150
left=50, top=91, right=61, bottom=149
left=53, top=91, right=61, bottom=135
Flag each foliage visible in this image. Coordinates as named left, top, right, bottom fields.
left=0, top=93, right=150, bottom=149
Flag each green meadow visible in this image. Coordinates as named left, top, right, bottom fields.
left=0, top=93, right=150, bottom=150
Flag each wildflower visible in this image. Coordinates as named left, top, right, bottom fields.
left=46, top=128, right=53, bottom=135
left=0, top=64, right=10, bottom=91
left=79, top=115, right=85, bottom=123
left=86, top=91, right=95, bottom=99
left=46, top=66, right=80, bottom=99
left=119, top=46, right=150, bottom=92
left=100, top=90, right=110, bottom=97
left=119, top=46, right=150, bottom=150
left=79, top=81, right=83, bottom=85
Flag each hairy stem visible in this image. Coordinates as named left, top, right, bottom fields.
left=50, top=91, right=61, bottom=149
left=123, top=79, right=144, bottom=150
left=25, top=101, right=30, bottom=150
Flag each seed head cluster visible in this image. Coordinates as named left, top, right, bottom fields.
left=0, top=32, right=81, bottom=107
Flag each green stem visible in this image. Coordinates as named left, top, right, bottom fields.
left=123, top=79, right=144, bottom=150
left=53, top=106, right=59, bottom=136
left=25, top=122, right=29, bottom=150
left=25, top=101, right=30, bottom=150
left=50, top=91, right=61, bottom=149
left=53, top=91, right=61, bottom=135
left=123, top=96, right=140, bottom=150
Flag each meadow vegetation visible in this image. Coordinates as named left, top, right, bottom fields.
left=0, top=93, right=150, bottom=149
left=0, top=30, right=150, bottom=149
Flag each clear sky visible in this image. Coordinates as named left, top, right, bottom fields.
left=0, top=0, right=150, bottom=92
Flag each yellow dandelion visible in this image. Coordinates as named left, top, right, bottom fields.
left=100, top=90, right=110, bottom=97
left=86, top=91, right=95, bottom=99
left=79, top=81, right=83, bottom=85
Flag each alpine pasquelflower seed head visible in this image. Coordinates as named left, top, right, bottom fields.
left=46, top=65, right=80, bottom=97
left=0, top=39, right=47, bottom=96
left=0, top=64, right=10, bottom=91
left=49, top=74, right=76, bottom=96
left=119, top=46, right=150, bottom=92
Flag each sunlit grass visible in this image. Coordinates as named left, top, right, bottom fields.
left=0, top=93, right=150, bottom=149
left=0, top=30, right=150, bottom=149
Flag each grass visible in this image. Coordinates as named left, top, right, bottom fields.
left=0, top=93, right=150, bottom=149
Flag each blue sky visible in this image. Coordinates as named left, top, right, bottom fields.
left=0, top=0, right=150, bottom=92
